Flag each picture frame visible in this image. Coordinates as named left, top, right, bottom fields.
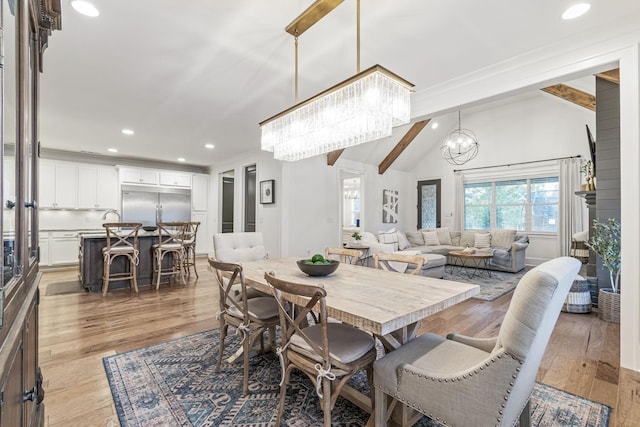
left=260, top=180, right=275, bottom=204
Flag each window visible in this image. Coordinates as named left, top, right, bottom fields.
left=464, top=176, right=559, bottom=233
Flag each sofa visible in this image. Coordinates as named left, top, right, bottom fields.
left=360, top=228, right=529, bottom=273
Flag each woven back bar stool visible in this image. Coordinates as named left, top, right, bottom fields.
left=152, top=222, right=187, bottom=289
left=101, top=223, right=142, bottom=296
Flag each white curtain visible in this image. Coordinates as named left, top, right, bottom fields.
left=454, top=171, right=465, bottom=230
left=558, top=158, right=584, bottom=256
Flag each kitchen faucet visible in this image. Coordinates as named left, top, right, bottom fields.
left=101, top=209, right=121, bottom=222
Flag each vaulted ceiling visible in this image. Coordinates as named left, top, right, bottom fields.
left=33, top=0, right=640, bottom=169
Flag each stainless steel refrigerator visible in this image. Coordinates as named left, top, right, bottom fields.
left=121, top=185, right=191, bottom=225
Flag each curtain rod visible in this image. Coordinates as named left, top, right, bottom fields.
left=453, top=155, right=582, bottom=173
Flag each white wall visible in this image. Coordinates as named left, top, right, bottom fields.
left=408, top=92, right=595, bottom=265
left=209, top=151, right=282, bottom=259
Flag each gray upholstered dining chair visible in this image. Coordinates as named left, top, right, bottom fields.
left=373, top=256, right=581, bottom=427
left=209, top=259, right=279, bottom=396
left=264, top=271, right=377, bottom=427
left=325, top=247, right=362, bottom=265
left=373, top=252, right=425, bottom=275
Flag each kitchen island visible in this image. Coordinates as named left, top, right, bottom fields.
left=79, top=231, right=177, bottom=292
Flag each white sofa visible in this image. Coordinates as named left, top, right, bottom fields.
left=360, top=228, right=529, bottom=273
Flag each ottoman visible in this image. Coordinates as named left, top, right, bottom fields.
left=402, top=253, right=446, bottom=278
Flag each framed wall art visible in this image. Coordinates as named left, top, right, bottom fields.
left=382, top=189, right=399, bottom=223
left=260, top=180, right=275, bottom=204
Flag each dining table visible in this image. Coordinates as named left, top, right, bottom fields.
left=232, top=257, right=480, bottom=424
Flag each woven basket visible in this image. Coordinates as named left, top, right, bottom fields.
left=562, top=276, right=592, bottom=313
left=598, top=288, right=620, bottom=323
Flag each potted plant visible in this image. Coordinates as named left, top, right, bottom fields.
left=351, top=231, right=362, bottom=246
left=586, top=218, right=620, bottom=322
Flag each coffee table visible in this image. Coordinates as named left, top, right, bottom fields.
left=448, top=250, right=494, bottom=279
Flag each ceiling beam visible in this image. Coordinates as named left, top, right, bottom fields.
left=327, top=149, right=344, bottom=166
left=596, top=68, right=620, bottom=84
left=378, top=119, right=430, bottom=175
left=540, top=84, right=595, bottom=111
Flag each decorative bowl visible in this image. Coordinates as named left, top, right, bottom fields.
left=142, top=226, right=158, bottom=232
left=296, top=259, right=340, bottom=277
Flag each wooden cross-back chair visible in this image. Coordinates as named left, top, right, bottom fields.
left=152, top=222, right=187, bottom=289
left=209, top=259, right=279, bottom=395
left=324, top=247, right=362, bottom=265
left=264, top=271, right=376, bottom=427
left=180, top=221, right=200, bottom=277
left=101, top=222, right=142, bottom=296
left=373, top=252, right=425, bottom=275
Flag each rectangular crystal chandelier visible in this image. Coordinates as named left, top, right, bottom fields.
left=260, top=65, right=413, bottom=161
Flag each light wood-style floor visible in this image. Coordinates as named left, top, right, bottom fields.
left=39, top=259, right=640, bottom=426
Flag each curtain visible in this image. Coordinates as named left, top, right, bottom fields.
left=454, top=171, right=465, bottom=230
left=558, top=158, right=584, bottom=256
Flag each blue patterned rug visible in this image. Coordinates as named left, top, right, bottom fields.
left=104, top=329, right=610, bottom=426
left=444, top=266, right=531, bottom=301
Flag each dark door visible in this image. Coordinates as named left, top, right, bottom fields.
left=244, top=165, right=256, bottom=232
left=417, top=179, right=441, bottom=229
left=222, top=176, right=234, bottom=233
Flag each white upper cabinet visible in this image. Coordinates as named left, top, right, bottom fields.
left=77, top=166, right=119, bottom=209
left=159, top=171, right=191, bottom=187
left=120, top=168, right=159, bottom=185
left=39, top=160, right=78, bottom=209
left=191, top=174, right=209, bottom=211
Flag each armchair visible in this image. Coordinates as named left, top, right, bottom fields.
left=373, top=256, right=581, bottom=426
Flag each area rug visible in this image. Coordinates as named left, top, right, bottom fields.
left=104, top=329, right=610, bottom=427
left=44, top=280, right=86, bottom=296
left=443, top=266, right=530, bottom=301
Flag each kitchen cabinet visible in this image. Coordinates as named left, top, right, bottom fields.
left=192, top=212, right=208, bottom=255
left=77, top=166, right=118, bottom=209
left=39, top=160, right=78, bottom=209
left=191, top=174, right=209, bottom=211
left=38, top=232, right=50, bottom=266
left=49, top=231, right=80, bottom=265
left=120, top=168, right=159, bottom=185
left=160, top=172, right=191, bottom=187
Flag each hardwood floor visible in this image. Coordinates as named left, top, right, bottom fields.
left=39, top=260, right=640, bottom=426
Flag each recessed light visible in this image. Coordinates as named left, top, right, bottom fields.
left=70, top=0, right=99, bottom=17
left=107, top=148, right=118, bottom=153
left=431, top=122, right=439, bottom=129
left=121, top=129, right=134, bottom=135
left=205, top=143, right=215, bottom=149
left=562, top=3, right=591, bottom=20
left=177, top=158, right=186, bottom=162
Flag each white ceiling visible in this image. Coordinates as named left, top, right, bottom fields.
left=34, top=0, right=640, bottom=169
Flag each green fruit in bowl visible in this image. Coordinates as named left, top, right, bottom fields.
left=311, top=254, right=325, bottom=263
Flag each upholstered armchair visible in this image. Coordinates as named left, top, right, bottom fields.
left=373, top=256, right=581, bottom=427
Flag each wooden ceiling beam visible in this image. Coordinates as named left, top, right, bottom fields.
left=378, top=119, right=430, bottom=175
left=596, top=68, right=620, bottom=84
left=327, top=149, right=345, bottom=166
left=540, top=84, right=595, bottom=111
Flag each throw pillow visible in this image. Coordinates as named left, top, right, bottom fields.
left=474, top=233, right=491, bottom=249
left=378, top=229, right=399, bottom=251
left=396, top=231, right=410, bottom=250
left=490, top=229, right=516, bottom=250
left=435, top=227, right=452, bottom=245
left=459, top=231, right=476, bottom=248
left=405, top=231, right=424, bottom=246
left=421, top=230, right=440, bottom=246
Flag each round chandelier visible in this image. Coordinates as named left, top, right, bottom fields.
left=440, top=111, right=479, bottom=165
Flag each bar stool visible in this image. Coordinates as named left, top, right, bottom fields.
left=152, top=222, right=187, bottom=289
left=101, top=223, right=142, bottom=296
left=180, top=221, right=200, bottom=278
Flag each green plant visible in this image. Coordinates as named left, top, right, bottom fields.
left=351, top=231, right=362, bottom=241
left=586, top=218, right=621, bottom=293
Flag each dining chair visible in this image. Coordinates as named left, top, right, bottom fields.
left=373, top=252, right=425, bottom=275
left=324, top=247, right=362, bottom=265
left=101, top=222, right=142, bottom=296
left=152, top=222, right=187, bottom=289
left=180, top=221, right=200, bottom=278
left=264, top=271, right=377, bottom=427
left=373, top=256, right=581, bottom=427
left=209, top=259, right=279, bottom=395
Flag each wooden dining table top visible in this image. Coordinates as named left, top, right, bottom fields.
left=236, top=257, right=480, bottom=337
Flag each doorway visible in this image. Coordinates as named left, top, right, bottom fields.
left=244, top=165, right=256, bottom=232
left=340, top=170, right=365, bottom=244
left=221, top=170, right=234, bottom=233
left=417, top=179, right=441, bottom=229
